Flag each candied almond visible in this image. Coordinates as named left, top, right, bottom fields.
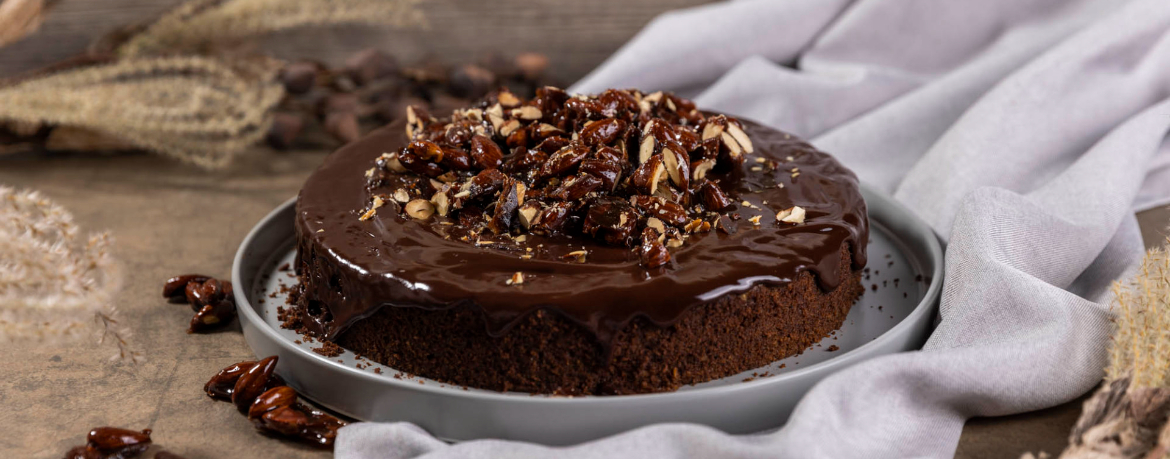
left=405, top=199, right=436, bottom=220
left=518, top=201, right=543, bottom=229
left=499, top=119, right=522, bottom=137
left=378, top=152, right=407, bottom=173
left=697, top=182, right=732, bottom=211
left=358, top=87, right=763, bottom=264
left=727, top=121, right=754, bottom=154
left=661, top=147, right=690, bottom=189
left=646, top=217, right=666, bottom=243
left=563, top=250, right=588, bottom=263
left=512, top=106, right=542, bottom=120
left=498, top=91, right=521, bottom=107
left=721, top=131, right=743, bottom=159
left=639, top=228, right=670, bottom=268
left=776, top=206, right=806, bottom=224
left=691, top=158, right=716, bottom=181
left=638, top=135, right=656, bottom=164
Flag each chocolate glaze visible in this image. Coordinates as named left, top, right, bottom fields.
left=295, top=118, right=868, bottom=345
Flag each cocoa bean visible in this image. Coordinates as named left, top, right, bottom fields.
left=324, top=112, right=361, bottom=144
left=448, top=64, right=496, bottom=99
left=280, top=61, right=320, bottom=94
left=266, top=112, right=305, bottom=150
left=514, top=52, right=548, bottom=82
left=345, top=49, right=398, bottom=86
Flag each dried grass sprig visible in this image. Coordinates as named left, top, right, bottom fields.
left=0, top=0, right=425, bottom=168
left=0, top=186, right=138, bottom=363
left=117, top=0, right=426, bottom=57
left=1034, top=235, right=1170, bottom=459
left=0, top=56, right=284, bottom=168
left=1108, top=243, right=1170, bottom=387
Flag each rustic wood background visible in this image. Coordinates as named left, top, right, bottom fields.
left=1, top=1, right=1165, bottom=458
left=0, top=0, right=712, bottom=83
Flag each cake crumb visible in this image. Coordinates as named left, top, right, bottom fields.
left=313, top=341, right=345, bottom=357
left=826, top=345, right=840, bottom=352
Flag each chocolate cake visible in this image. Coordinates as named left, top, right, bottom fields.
left=293, top=87, right=868, bottom=395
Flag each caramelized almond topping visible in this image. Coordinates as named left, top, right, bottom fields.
left=363, top=88, right=769, bottom=268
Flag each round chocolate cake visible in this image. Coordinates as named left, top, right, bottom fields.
left=293, top=87, right=868, bottom=395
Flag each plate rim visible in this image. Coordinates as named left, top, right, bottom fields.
left=232, top=182, right=943, bottom=405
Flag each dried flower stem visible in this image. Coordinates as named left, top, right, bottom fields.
left=0, top=186, right=137, bottom=363
left=0, top=56, right=284, bottom=168
left=117, top=0, right=426, bottom=57
left=0, top=0, right=426, bottom=168
left=1040, top=235, right=1170, bottom=459
left=1108, top=243, right=1170, bottom=387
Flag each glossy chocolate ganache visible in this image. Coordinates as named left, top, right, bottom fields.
left=295, top=87, right=868, bottom=346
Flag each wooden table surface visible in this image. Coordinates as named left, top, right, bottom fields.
left=1, top=1, right=1168, bottom=458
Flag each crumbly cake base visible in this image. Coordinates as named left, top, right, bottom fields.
left=301, top=244, right=863, bottom=395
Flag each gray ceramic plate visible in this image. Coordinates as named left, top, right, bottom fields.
left=232, top=184, right=943, bottom=445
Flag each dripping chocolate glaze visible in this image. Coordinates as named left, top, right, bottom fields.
left=295, top=118, right=868, bottom=345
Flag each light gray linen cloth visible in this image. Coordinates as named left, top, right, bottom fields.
left=338, top=0, right=1170, bottom=456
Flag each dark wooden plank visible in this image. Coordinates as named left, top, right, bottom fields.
left=0, top=0, right=185, bottom=74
